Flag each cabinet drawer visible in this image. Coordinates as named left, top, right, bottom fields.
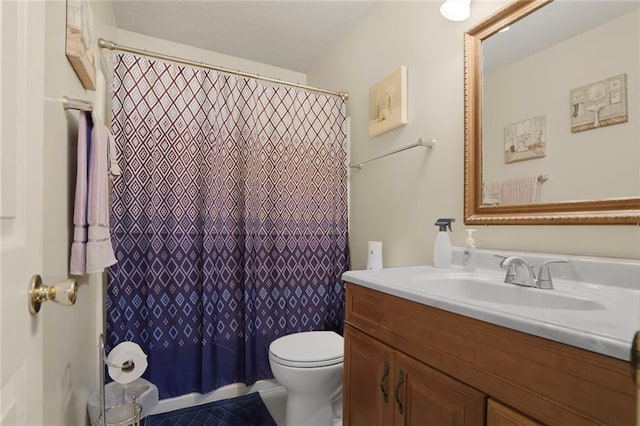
left=487, top=399, right=542, bottom=426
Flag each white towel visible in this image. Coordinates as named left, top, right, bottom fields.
left=70, top=111, right=118, bottom=275
left=482, top=180, right=502, bottom=205
left=499, top=176, right=540, bottom=205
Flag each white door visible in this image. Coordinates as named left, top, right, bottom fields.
left=1, top=1, right=46, bottom=424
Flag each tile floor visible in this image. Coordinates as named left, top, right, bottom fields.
left=258, top=387, right=287, bottom=426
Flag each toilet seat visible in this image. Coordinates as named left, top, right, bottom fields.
left=269, top=331, right=344, bottom=368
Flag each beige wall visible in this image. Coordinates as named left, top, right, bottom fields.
left=307, top=1, right=640, bottom=269
left=484, top=10, right=639, bottom=203
left=42, top=1, right=117, bottom=424
left=116, top=29, right=307, bottom=84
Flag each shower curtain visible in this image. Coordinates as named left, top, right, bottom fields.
left=107, top=53, right=349, bottom=398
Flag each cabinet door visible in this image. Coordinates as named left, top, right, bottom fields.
left=344, top=325, right=395, bottom=426
left=394, top=352, right=486, bottom=426
left=487, top=399, right=542, bottom=426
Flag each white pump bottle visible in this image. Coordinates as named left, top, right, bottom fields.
left=462, top=229, right=477, bottom=272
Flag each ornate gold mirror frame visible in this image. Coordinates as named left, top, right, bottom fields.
left=464, top=0, right=640, bottom=225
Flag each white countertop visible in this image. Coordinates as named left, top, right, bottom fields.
left=343, top=263, right=640, bottom=361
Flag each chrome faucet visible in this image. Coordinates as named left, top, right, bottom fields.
left=502, top=256, right=537, bottom=287
left=500, top=256, right=568, bottom=289
left=536, top=259, right=569, bottom=289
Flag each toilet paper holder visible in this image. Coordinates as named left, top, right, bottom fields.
left=98, top=334, right=143, bottom=425
left=104, top=357, right=135, bottom=373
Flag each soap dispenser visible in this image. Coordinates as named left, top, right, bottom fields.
left=433, top=218, right=455, bottom=268
left=462, top=229, right=477, bottom=272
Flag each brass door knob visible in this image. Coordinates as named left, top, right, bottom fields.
left=28, top=275, right=78, bottom=314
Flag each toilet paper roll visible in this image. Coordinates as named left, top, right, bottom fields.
left=107, top=341, right=148, bottom=384
left=366, top=241, right=383, bottom=271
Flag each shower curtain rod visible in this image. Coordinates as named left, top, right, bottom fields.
left=98, top=38, right=349, bottom=101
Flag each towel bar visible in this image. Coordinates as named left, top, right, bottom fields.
left=62, top=95, right=93, bottom=111
left=349, top=138, right=436, bottom=169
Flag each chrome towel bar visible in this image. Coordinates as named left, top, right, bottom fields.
left=62, top=95, right=93, bottom=111
left=349, top=138, right=436, bottom=169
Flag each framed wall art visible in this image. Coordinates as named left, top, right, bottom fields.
left=504, top=115, right=546, bottom=164
left=66, top=0, right=96, bottom=90
left=570, top=73, right=627, bottom=133
left=368, top=66, right=407, bottom=137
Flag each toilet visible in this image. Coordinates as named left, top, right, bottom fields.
left=269, top=330, right=344, bottom=426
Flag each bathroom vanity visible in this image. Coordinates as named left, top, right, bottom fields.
left=342, top=252, right=639, bottom=425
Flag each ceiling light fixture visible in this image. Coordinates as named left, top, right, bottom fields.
left=440, top=0, right=471, bottom=22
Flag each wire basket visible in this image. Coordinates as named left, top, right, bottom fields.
left=97, top=401, right=142, bottom=426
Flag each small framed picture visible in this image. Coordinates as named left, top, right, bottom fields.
left=570, top=73, right=627, bottom=133
left=610, top=91, right=621, bottom=104
left=504, top=116, right=546, bottom=164
left=368, top=66, right=408, bottom=137
left=66, top=0, right=97, bottom=90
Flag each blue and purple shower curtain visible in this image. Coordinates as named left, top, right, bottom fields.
left=107, top=53, right=349, bottom=398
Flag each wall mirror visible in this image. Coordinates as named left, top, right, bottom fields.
left=464, top=0, right=640, bottom=224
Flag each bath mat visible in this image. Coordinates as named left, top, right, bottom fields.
left=145, top=392, right=277, bottom=426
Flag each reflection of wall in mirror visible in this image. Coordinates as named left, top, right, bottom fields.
left=482, top=9, right=638, bottom=205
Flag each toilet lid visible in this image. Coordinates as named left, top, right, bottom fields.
left=269, top=331, right=343, bottom=368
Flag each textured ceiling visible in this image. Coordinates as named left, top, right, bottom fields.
left=112, top=1, right=377, bottom=73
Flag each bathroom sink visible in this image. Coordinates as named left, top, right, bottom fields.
left=343, top=258, right=639, bottom=361
left=405, top=274, right=606, bottom=311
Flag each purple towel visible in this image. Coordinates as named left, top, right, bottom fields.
left=70, top=111, right=117, bottom=275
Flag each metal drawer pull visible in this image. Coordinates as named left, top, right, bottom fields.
left=395, top=369, right=405, bottom=414
left=379, top=362, right=390, bottom=403
left=631, top=331, right=640, bottom=387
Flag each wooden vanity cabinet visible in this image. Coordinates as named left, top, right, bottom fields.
left=344, top=325, right=486, bottom=426
left=343, top=283, right=636, bottom=426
